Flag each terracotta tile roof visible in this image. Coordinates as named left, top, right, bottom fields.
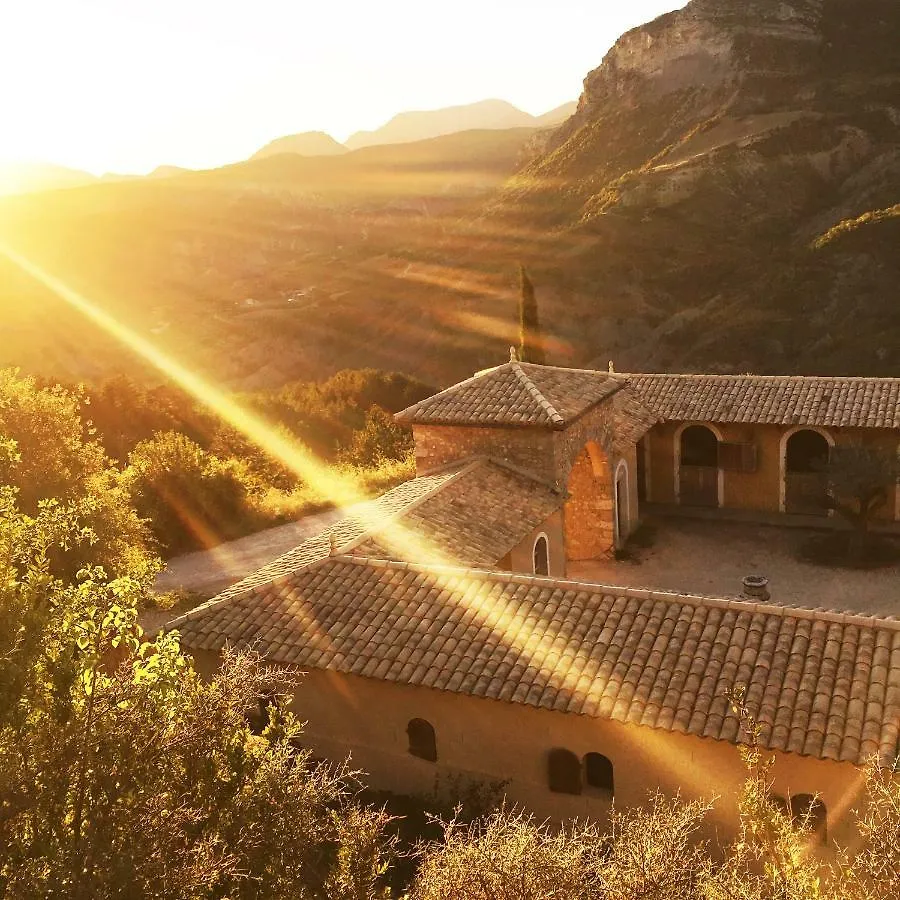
left=208, top=467, right=460, bottom=603
left=209, top=458, right=562, bottom=604
left=349, top=458, right=563, bottom=568
left=395, top=362, right=626, bottom=428
left=172, top=558, right=900, bottom=768
left=626, top=374, right=900, bottom=429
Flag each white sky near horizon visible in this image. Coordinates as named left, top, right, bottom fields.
left=0, top=0, right=685, bottom=175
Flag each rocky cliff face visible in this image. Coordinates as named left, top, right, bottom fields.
left=575, top=0, right=821, bottom=110
left=495, top=0, right=900, bottom=376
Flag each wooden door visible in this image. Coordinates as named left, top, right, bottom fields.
left=680, top=465, right=718, bottom=507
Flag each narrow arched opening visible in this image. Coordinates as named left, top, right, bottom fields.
left=614, top=461, right=629, bottom=546
left=679, top=425, right=720, bottom=507
left=533, top=534, right=549, bottom=576
left=784, top=429, right=830, bottom=515
left=584, top=752, right=614, bottom=798
left=407, top=718, right=437, bottom=762
left=789, top=793, right=827, bottom=841
left=547, top=748, right=581, bottom=795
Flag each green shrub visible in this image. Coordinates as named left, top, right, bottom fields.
left=339, top=406, right=414, bottom=468
left=126, top=431, right=261, bottom=555
left=0, top=369, right=156, bottom=581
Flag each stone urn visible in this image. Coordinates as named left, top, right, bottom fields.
left=741, top=574, right=770, bottom=601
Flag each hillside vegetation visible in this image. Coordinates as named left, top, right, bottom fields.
left=0, top=368, right=429, bottom=560
left=1, top=0, right=898, bottom=393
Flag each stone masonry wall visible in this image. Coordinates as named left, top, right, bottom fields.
left=564, top=447, right=614, bottom=561
left=413, top=424, right=557, bottom=481
left=551, top=402, right=618, bottom=490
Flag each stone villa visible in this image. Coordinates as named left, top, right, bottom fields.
left=173, top=358, right=900, bottom=847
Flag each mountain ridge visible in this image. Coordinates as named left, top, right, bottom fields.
left=251, top=131, right=348, bottom=160
left=345, top=98, right=574, bottom=150
left=0, top=0, right=897, bottom=388
left=487, top=0, right=900, bottom=376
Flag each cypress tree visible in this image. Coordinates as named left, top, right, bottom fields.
left=517, top=265, right=546, bottom=364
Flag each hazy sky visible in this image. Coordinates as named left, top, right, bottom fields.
left=1, top=1, right=684, bottom=175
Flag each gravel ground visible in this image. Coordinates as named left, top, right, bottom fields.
left=569, top=517, right=900, bottom=619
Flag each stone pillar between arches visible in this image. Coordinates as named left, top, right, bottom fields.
left=564, top=443, right=615, bottom=561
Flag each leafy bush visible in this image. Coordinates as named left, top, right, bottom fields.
left=339, top=407, right=414, bottom=468
left=0, top=369, right=156, bottom=581
left=126, top=431, right=261, bottom=555
left=75, top=374, right=219, bottom=462
left=0, top=490, right=391, bottom=899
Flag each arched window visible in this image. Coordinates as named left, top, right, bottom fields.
left=790, top=794, right=827, bottom=839
left=533, top=534, right=549, bottom=576
left=247, top=692, right=275, bottom=735
left=785, top=431, right=830, bottom=473
left=584, top=752, right=614, bottom=797
left=547, top=748, right=581, bottom=795
left=407, top=718, right=437, bottom=762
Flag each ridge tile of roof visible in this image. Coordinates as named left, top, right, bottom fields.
left=172, top=556, right=900, bottom=769
left=395, top=362, right=624, bottom=428
left=625, top=373, right=900, bottom=428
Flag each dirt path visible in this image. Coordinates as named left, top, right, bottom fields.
left=143, top=509, right=343, bottom=634
left=153, top=508, right=342, bottom=598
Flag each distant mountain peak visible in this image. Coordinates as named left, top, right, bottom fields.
left=0, top=161, right=97, bottom=196
left=345, top=99, right=566, bottom=151
left=251, top=131, right=347, bottom=160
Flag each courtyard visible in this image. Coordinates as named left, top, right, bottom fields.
left=569, top=515, right=900, bottom=619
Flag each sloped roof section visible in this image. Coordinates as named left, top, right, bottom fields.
left=395, top=362, right=624, bottom=428
left=207, top=467, right=460, bottom=603
left=626, top=374, right=900, bottom=428
left=350, top=458, right=563, bottom=568
left=173, top=557, right=900, bottom=768
left=205, top=458, right=562, bottom=605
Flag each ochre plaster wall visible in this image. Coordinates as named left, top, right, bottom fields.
left=506, top=508, right=567, bottom=577
left=198, top=664, right=864, bottom=851
left=647, top=424, right=677, bottom=504
left=647, top=422, right=900, bottom=521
